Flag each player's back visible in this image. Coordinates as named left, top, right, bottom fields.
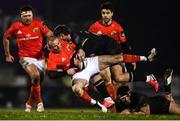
left=148, top=96, right=170, bottom=114
left=76, top=31, right=123, bottom=56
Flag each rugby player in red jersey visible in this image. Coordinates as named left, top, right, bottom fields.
left=3, top=5, right=53, bottom=112
left=47, top=36, right=77, bottom=77
left=88, top=2, right=133, bottom=108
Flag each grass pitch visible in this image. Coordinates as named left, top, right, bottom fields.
left=0, top=108, right=180, bottom=120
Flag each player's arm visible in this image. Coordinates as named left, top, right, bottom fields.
left=121, top=41, right=132, bottom=54
left=119, top=109, right=132, bottom=114
left=132, top=104, right=150, bottom=115
left=47, top=68, right=78, bottom=79
left=3, top=27, right=15, bottom=63
left=40, top=21, right=53, bottom=42
left=117, top=25, right=132, bottom=54
left=47, top=70, right=67, bottom=79
left=46, top=30, right=53, bottom=41
left=76, top=48, right=86, bottom=60
left=119, top=31, right=132, bottom=54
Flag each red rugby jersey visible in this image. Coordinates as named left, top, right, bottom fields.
left=88, top=20, right=126, bottom=43
left=5, top=19, right=50, bottom=59
left=47, top=40, right=76, bottom=71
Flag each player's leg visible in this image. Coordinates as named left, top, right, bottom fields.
left=100, top=68, right=115, bottom=107
left=25, top=64, right=44, bottom=112
left=101, top=62, right=159, bottom=92
left=19, top=58, right=44, bottom=112
left=169, top=101, right=180, bottom=114
left=162, top=68, right=180, bottom=114
left=98, top=48, right=157, bottom=69
left=110, top=63, right=128, bottom=88
left=92, top=73, right=114, bottom=108
left=163, top=68, right=174, bottom=95
left=72, top=78, right=107, bottom=112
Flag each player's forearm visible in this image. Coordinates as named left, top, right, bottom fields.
left=46, top=31, right=53, bottom=39
left=3, top=35, right=11, bottom=56
left=45, top=30, right=53, bottom=43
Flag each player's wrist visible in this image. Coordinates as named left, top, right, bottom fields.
left=5, top=53, right=11, bottom=57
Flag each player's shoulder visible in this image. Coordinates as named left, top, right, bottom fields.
left=8, top=20, right=23, bottom=30
left=33, top=18, right=44, bottom=24
left=112, top=20, right=124, bottom=30
left=112, top=20, right=122, bottom=27
left=91, top=20, right=102, bottom=26
left=11, top=20, right=22, bottom=26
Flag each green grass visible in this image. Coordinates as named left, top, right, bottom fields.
left=0, top=108, right=179, bottom=120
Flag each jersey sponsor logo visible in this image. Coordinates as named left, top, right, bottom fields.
left=111, top=30, right=117, bottom=36
left=17, top=30, right=22, bottom=34
left=33, top=27, right=38, bottom=32
left=19, top=36, right=39, bottom=41
left=26, top=34, right=31, bottom=37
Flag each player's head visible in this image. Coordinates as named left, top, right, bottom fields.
left=115, top=86, right=131, bottom=112
left=53, top=24, right=71, bottom=41
left=117, top=86, right=131, bottom=103
left=100, top=2, right=114, bottom=25
left=48, top=36, right=61, bottom=53
left=19, top=5, right=33, bottom=25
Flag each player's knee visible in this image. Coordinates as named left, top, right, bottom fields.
left=72, top=84, right=83, bottom=96
left=32, top=79, right=40, bottom=85
left=31, top=72, right=39, bottom=79
left=115, top=54, right=123, bottom=63
left=30, top=72, right=40, bottom=83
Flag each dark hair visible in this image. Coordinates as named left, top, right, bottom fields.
left=53, top=24, right=71, bottom=37
left=19, top=5, right=33, bottom=14
left=117, top=86, right=130, bottom=99
left=100, top=2, right=114, bottom=12
left=115, top=86, right=131, bottom=112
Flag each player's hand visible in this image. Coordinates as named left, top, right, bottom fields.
left=76, top=49, right=85, bottom=61
left=73, top=57, right=81, bottom=67
left=67, top=68, right=78, bottom=76
left=120, top=109, right=131, bottom=114
left=57, top=68, right=64, bottom=72
left=5, top=55, right=14, bottom=63
left=44, top=44, right=50, bottom=50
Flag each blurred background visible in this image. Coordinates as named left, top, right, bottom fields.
left=0, top=0, right=179, bottom=109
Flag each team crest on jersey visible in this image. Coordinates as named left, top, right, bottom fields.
left=62, top=57, right=66, bottom=62
left=111, top=30, right=117, bottom=36
left=66, top=45, right=71, bottom=51
left=33, top=27, right=38, bottom=32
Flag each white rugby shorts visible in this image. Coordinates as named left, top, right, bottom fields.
left=19, top=57, right=45, bottom=71
left=72, top=56, right=100, bottom=85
